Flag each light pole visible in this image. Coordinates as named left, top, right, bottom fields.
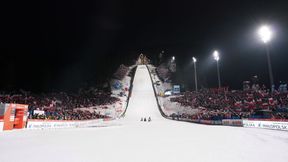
left=258, top=25, right=274, bottom=92
left=192, top=57, right=198, bottom=91
left=169, top=56, right=176, bottom=72
left=213, top=50, right=221, bottom=88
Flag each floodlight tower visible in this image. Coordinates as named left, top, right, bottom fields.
left=192, top=57, right=198, bottom=91
left=213, top=50, right=221, bottom=88
left=258, top=25, right=274, bottom=92
left=172, top=56, right=175, bottom=62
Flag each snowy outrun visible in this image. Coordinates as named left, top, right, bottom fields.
left=1, top=65, right=288, bottom=162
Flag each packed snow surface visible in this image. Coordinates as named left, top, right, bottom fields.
left=1, top=65, right=288, bottom=162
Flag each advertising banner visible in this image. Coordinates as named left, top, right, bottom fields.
left=199, top=120, right=213, bottom=124
left=222, top=119, right=243, bottom=126
left=243, top=120, right=288, bottom=131
left=26, top=118, right=104, bottom=130
left=173, top=85, right=180, bottom=94
left=212, top=120, right=223, bottom=125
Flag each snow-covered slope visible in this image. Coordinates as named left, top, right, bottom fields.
left=123, top=65, right=163, bottom=122
left=1, top=65, right=288, bottom=162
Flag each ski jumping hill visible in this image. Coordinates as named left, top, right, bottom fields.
left=0, top=65, right=288, bottom=162
left=124, top=65, right=163, bottom=122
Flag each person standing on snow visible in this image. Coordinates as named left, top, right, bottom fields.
left=148, top=117, right=151, bottom=122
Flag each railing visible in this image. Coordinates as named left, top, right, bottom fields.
left=120, top=66, right=137, bottom=117
left=146, top=65, right=168, bottom=118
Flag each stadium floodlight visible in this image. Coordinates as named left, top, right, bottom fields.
left=192, top=57, right=197, bottom=63
left=258, top=25, right=272, bottom=44
left=213, top=50, right=221, bottom=88
left=257, top=25, right=274, bottom=92
left=172, top=56, right=175, bottom=61
left=192, top=57, right=198, bottom=91
left=213, top=50, right=220, bottom=61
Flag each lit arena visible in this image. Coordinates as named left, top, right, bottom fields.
left=1, top=65, right=288, bottom=162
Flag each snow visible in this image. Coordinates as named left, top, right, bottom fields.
left=1, top=65, right=288, bottom=162
left=123, top=65, right=163, bottom=122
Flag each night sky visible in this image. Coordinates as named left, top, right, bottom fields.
left=1, top=0, right=288, bottom=92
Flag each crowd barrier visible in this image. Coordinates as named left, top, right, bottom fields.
left=168, top=116, right=288, bottom=131
left=222, top=119, right=243, bottom=126
left=166, top=116, right=223, bottom=125
left=243, top=119, right=288, bottom=131
left=120, top=66, right=136, bottom=118
left=168, top=117, right=288, bottom=131
left=26, top=118, right=108, bottom=130
left=196, top=119, right=221, bottom=125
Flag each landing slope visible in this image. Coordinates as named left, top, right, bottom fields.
left=124, top=65, right=163, bottom=121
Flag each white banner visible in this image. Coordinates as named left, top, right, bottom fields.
left=0, top=121, right=3, bottom=132
left=26, top=119, right=105, bottom=130
left=243, top=120, right=288, bottom=131
left=33, top=110, right=45, bottom=115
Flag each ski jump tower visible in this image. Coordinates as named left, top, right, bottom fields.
left=137, top=53, right=150, bottom=65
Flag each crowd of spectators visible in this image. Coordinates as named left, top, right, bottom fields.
left=0, top=64, right=132, bottom=121
left=31, top=109, right=108, bottom=120
left=169, top=88, right=288, bottom=120
left=113, top=64, right=129, bottom=80
left=0, top=88, right=119, bottom=120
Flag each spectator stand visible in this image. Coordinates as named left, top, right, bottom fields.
left=110, top=64, right=137, bottom=118
left=150, top=64, right=288, bottom=127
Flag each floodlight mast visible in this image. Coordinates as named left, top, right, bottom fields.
left=213, top=50, right=221, bottom=88
left=192, top=57, right=198, bottom=91
left=258, top=25, right=274, bottom=92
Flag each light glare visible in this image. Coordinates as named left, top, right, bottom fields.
left=258, top=25, right=272, bottom=44
left=213, top=50, right=220, bottom=61
left=192, top=57, right=197, bottom=63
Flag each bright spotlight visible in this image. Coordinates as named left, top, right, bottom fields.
left=258, top=25, right=272, bottom=44
left=213, top=50, right=220, bottom=61
left=172, top=56, right=175, bottom=61
left=192, top=57, right=197, bottom=63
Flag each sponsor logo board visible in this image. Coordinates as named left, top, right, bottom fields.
left=26, top=119, right=105, bottom=130
left=222, top=119, right=243, bottom=126
left=243, top=120, right=288, bottom=131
